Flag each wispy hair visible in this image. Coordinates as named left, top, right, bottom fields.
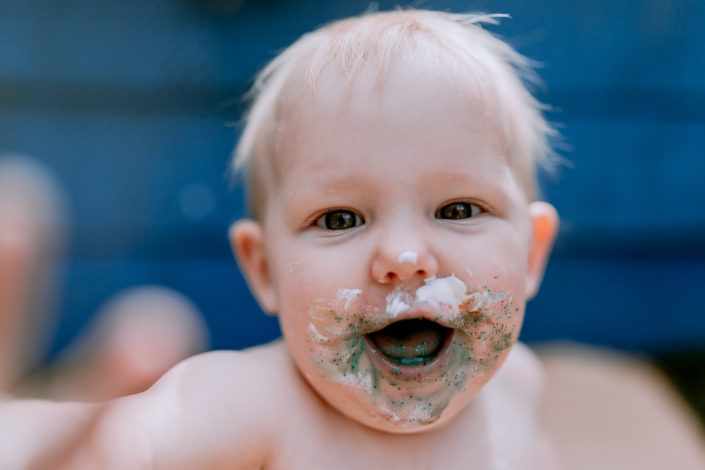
left=232, top=9, right=559, bottom=214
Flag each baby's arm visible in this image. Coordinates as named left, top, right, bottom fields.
left=0, top=398, right=100, bottom=469
left=74, top=350, right=278, bottom=469
left=4, top=350, right=279, bottom=470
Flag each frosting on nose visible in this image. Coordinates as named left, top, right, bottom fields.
left=397, top=251, right=418, bottom=264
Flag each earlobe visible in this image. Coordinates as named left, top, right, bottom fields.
left=229, top=220, right=279, bottom=315
left=525, top=202, right=559, bottom=300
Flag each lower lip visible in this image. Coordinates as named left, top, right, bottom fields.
left=364, top=329, right=456, bottom=383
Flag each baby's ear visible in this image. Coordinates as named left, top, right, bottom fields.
left=229, top=220, right=279, bottom=315
left=525, top=202, right=559, bottom=300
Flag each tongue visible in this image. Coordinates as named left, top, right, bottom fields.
left=370, top=319, right=445, bottom=361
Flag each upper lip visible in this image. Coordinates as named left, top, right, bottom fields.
left=362, top=305, right=457, bottom=335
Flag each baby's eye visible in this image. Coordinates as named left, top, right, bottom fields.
left=315, top=210, right=364, bottom=230
left=436, top=202, right=482, bottom=220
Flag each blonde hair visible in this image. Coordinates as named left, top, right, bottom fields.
left=232, top=9, right=558, bottom=216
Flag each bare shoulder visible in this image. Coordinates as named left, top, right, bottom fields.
left=165, top=339, right=294, bottom=398
left=537, top=342, right=705, bottom=470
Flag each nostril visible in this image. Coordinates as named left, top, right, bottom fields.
left=372, top=249, right=437, bottom=284
left=376, top=272, right=396, bottom=283
left=381, top=269, right=427, bottom=283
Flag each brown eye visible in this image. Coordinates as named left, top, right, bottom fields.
left=437, top=202, right=481, bottom=220
left=316, top=210, right=364, bottom=230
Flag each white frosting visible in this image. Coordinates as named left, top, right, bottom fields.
left=383, top=274, right=496, bottom=317
left=415, top=275, right=469, bottom=312
left=397, top=251, right=418, bottom=264
left=336, top=288, right=362, bottom=310
left=308, top=323, right=330, bottom=343
left=385, top=288, right=411, bottom=316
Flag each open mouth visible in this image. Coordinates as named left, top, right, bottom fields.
left=366, top=319, right=453, bottom=366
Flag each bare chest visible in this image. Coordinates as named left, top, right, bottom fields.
left=264, top=404, right=544, bottom=470
left=267, top=435, right=495, bottom=470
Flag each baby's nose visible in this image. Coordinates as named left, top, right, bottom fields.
left=371, top=247, right=439, bottom=284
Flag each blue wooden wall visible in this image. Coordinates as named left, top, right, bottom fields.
left=1, top=0, right=703, bottom=355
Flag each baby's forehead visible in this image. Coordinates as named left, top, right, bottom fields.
left=278, top=21, right=501, bottom=112
left=271, top=56, right=533, bottom=192
left=293, top=50, right=489, bottom=109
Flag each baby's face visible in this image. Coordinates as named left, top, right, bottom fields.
left=235, top=58, right=556, bottom=432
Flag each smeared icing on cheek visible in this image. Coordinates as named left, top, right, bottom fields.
left=304, top=274, right=521, bottom=427
left=336, top=288, right=362, bottom=310
left=286, top=259, right=303, bottom=273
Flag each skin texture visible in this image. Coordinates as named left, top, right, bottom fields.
left=233, top=55, right=558, bottom=433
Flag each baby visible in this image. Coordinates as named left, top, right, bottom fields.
left=4, top=8, right=561, bottom=469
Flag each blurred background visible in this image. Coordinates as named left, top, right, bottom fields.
left=1, top=0, right=703, bottom=419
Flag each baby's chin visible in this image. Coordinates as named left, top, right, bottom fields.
left=296, top=344, right=509, bottom=434
left=310, top=370, right=489, bottom=434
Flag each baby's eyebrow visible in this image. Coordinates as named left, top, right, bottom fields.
left=283, top=170, right=370, bottom=201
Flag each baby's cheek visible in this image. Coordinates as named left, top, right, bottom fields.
left=469, top=296, right=522, bottom=364
left=278, top=256, right=352, bottom=299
